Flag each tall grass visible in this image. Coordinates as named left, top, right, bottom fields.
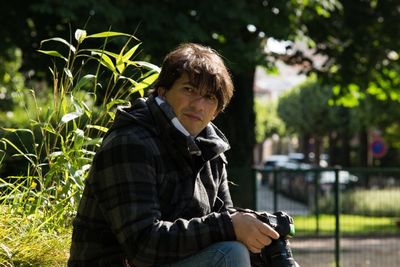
left=0, top=29, right=159, bottom=265
left=0, top=206, right=71, bottom=267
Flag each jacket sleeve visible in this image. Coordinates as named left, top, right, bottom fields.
left=90, top=132, right=236, bottom=266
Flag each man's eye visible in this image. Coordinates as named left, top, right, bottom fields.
left=183, top=87, right=194, bottom=94
left=206, top=94, right=217, bottom=102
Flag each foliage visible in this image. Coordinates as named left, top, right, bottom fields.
left=254, top=98, right=285, bottom=143
left=319, top=188, right=400, bottom=217
left=293, top=0, right=400, bottom=105
left=0, top=47, right=26, bottom=112
left=277, top=78, right=400, bottom=165
left=0, top=29, right=159, bottom=230
left=0, top=206, right=70, bottom=267
left=277, top=78, right=351, bottom=137
left=0, top=0, right=341, bottom=174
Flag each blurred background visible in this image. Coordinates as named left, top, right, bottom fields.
left=0, top=1, right=399, bottom=266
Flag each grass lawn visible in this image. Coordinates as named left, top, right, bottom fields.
left=294, top=214, right=400, bottom=236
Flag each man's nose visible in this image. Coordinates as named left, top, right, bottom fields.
left=189, top=95, right=207, bottom=109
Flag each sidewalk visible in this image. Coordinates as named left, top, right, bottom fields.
left=256, top=181, right=310, bottom=215
left=291, top=236, right=400, bottom=267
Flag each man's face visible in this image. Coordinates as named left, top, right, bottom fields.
left=158, top=73, right=219, bottom=136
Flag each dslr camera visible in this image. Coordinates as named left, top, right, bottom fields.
left=233, top=208, right=299, bottom=267
left=253, top=210, right=298, bottom=267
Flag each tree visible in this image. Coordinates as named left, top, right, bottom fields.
left=291, top=1, right=400, bottom=95
left=1, top=0, right=340, bottom=208
left=277, top=79, right=354, bottom=166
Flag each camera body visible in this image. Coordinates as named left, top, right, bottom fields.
left=251, top=211, right=298, bottom=267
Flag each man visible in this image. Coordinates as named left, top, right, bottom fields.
left=68, top=43, right=279, bottom=267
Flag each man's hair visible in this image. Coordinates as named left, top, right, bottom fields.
left=152, top=43, right=234, bottom=112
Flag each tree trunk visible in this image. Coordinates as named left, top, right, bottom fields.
left=300, top=133, right=310, bottom=163
left=340, top=130, right=351, bottom=167
left=214, top=69, right=256, bottom=209
left=328, top=132, right=338, bottom=166
left=314, top=136, right=321, bottom=166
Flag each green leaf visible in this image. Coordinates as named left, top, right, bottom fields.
left=61, top=97, right=84, bottom=123
left=1, top=138, right=35, bottom=165
left=75, top=74, right=96, bottom=91
left=1, top=128, right=33, bottom=134
left=126, top=60, right=161, bottom=72
left=108, top=111, right=116, bottom=120
left=37, top=50, right=68, bottom=62
left=91, top=52, right=115, bottom=72
left=41, top=124, right=58, bottom=135
left=118, top=76, right=137, bottom=86
left=64, top=68, right=73, bottom=82
left=122, top=43, right=141, bottom=62
left=106, top=99, right=130, bottom=111
left=130, top=72, right=159, bottom=96
left=86, top=31, right=139, bottom=41
left=40, top=37, right=76, bottom=53
left=116, top=54, right=125, bottom=74
left=81, top=49, right=119, bottom=59
left=86, top=125, right=109, bottom=133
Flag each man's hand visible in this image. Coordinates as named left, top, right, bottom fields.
left=231, top=212, right=280, bottom=253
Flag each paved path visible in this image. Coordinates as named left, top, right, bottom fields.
left=291, top=236, right=400, bottom=267
left=256, top=180, right=310, bottom=215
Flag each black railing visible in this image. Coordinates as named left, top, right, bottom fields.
left=253, top=166, right=400, bottom=267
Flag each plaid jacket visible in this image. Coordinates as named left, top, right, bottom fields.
left=68, top=96, right=236, bottom=267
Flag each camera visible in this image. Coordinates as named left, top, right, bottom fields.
left=251, top=210, right=299, bottom=267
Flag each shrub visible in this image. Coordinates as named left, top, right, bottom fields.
left=319, top=188, right=400, bottom=217
left=0, top=29, right=159, bottom=231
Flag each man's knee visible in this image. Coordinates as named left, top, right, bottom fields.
left=221, top=241, right=248, bottom=255
left=215, top=241, right=250, bottom=267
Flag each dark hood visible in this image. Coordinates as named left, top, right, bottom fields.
left=108, top=97, right=156, bottom=134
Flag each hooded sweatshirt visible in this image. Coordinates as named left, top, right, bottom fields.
left=68, top=95, right=236, bottom=267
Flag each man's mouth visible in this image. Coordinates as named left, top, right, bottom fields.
left=184, top=113, right=202, bottom=122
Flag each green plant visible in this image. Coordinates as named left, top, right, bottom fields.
left=0, top=205, right=71, bottom=267
left=318, top=188, right=400, bottom=217
left=0, top=29, right=159, bottom=231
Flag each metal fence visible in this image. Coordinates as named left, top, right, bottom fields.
left=253, top=167, right=400, bottom=267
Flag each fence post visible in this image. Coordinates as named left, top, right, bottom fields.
left=334, top=168, right=340, bottom=267
left=253, top=168, right=258, bottom=210
left=273, top=169, right=278, bottom=212
left=314, top=170, right=320, bottom=235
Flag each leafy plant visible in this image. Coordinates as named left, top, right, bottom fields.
left=0, top=29, right=159, bottom=231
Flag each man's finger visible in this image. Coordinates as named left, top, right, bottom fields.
left=258, top=222, right=280, bottom=239
left=255, top=235, right=273, bottom=247
left=248, top=243, right=262, bottom=254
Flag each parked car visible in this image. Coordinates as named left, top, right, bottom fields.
left=263, top=154, right=290, bottom=169
left=318, top=170, right=359, bottom=195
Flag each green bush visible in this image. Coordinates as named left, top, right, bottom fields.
left=319, top=188, right=400, bottom=217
